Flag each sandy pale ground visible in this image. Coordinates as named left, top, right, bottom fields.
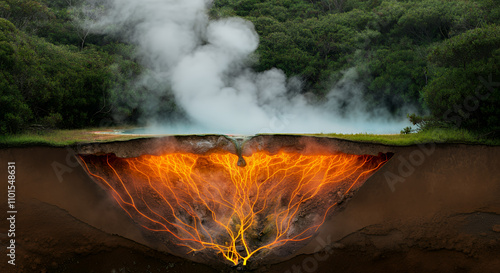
left=1, top=140, right=500, bottom=272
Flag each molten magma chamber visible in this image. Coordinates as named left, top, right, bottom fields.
left=79, top=150, right=389, bottom=266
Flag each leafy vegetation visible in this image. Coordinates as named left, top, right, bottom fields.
left=423, top=25, right=500, bottom=133
left=1, top=0, right=499, bottom=138
left=0, top=0, right=141, bottom=134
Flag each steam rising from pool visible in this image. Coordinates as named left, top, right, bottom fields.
left=85, top=0, right=411, bottom=135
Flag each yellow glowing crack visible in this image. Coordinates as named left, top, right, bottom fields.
left=80, top=151, right=387, bottom=266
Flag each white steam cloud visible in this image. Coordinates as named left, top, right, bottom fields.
left=89, top=0, right=410, bottom=134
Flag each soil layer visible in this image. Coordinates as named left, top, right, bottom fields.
left=1, top=136, right=499, bottom=272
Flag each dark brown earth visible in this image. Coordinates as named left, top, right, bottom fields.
left=1, top=136, right=500, bottom=273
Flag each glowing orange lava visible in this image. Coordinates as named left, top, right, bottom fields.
left=80, top=151, right=388, bottom=266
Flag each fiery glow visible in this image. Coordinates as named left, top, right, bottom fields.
left=80, top=151, right=388, bottom=266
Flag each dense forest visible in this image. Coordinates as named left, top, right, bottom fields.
left=1, top=0, right=499, bottom=135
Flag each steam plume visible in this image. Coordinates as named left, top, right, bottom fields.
left=88, top=0, right=410, bottom=134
